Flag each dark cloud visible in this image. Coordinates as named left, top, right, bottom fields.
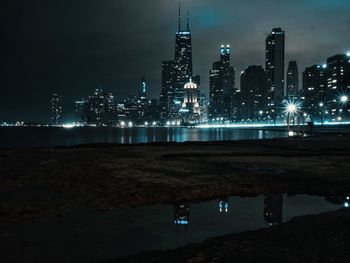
left=1, top=0, right=349, bottom=122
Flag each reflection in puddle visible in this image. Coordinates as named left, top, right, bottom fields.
left=174, top=204, right=190, bottom=225
left=1, top=194, right=348, bottom=263
left=264, top=194, right=283, bottom=226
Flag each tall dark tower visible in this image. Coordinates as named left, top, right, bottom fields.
left=266, top=27, right=285, bottom=119
left=286, top=61, right=299, bottom=98
left=240, top=65, right=267, bottom=120
left=159, top=60, right=176, bottom=122
left=209, top=45, right=236, bottom=122
left=173, top=3, right=193, bottom=111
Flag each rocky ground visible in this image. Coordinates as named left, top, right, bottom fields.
left=1, top=134, right=350, bottom=221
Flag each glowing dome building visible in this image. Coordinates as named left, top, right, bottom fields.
left=179, top=79, right=200, bottom=123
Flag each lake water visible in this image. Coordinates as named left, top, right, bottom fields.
left=0, top=127, right=287, bottom=148
left=1, top=194, right=347, bottom=263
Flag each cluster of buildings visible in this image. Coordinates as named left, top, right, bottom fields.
left=50, top=6, right=350, bottom=127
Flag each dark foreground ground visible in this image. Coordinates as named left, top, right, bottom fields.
left=1, top=133, right=350, bottom=220
left=1, top=133, right=350, bottom=262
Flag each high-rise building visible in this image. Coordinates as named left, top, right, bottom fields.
left=209, top=45, right=236, bottom=122
left=325, top=54, right=350, bottom=121
left=302, top=64, right=327, bottom=121
left=240, top=65, right=266, bottom=121
left=137, top=77, right=149, bottom=123
left=76, top=88, right=117, bottom=126
left=286, top=61, right=299, bottom=98
left=51, top=93, right=63, bottom=125
left=173, top=7, right=193, bottom=113
left=266, top=27, right=285, bottom=119
left=75, top=99, right=87, bottom=124
left=159, top=60, right=176, bottom=123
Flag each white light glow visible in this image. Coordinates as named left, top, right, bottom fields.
left=340, top=95, right=349, bottom=104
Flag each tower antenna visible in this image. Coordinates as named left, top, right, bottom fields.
left=187, top=9, right=190, bottom=31
left=178, top=1, right=181, bottom=31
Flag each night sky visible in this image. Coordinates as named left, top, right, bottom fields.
left=1, top=0, right=350, bottom=122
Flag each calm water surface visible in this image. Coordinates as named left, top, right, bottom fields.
left=0, top=127, right=287, bottom=148
left=1, top=194, right=348, bottom=263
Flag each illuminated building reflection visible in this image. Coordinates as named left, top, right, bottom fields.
left=174, top=204, right=190, bottom=225
left=264, top=194, right=283, bottom=226
left=325, top=195, right=350, bottom=208
left=218, top=198, right=229, bottom=213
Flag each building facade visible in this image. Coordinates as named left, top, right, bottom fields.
left=209, top=45, right=236, bottom=122
left=286, top=61, right=299, bottom=98
left=266, top=27, right=285, bottom=120
left=51, top=93, right=63, bottom=125
left=240, top=65, right=266, bottom=121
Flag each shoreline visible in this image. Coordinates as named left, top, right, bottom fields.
left=1, top=133, right=350, bottom=220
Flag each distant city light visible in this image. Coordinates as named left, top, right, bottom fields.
left=345, top=202, right=349, bottom=208
left=128, top=121, right=133, bottom=127
left=340, top=95, right=349, bottom=104
left=346, top=52, right=350, bottom=57
left=284, top=102, right=299, bottom=115
left=120, top=121, right=126, bottom=127
left=144, top=121, right=149, bottom=126
left=322, top=64, right=327, bottom=69
left=62, top=123, right=75, bottom=129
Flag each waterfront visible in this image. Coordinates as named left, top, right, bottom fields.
left=0, top=127, right=287, bottom=148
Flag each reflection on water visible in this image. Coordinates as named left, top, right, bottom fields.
left=218, top=198, right=229, bottom=213
left=2, top=194, right=346, bottom=263
left=0, top=127, right=288, bottom=148
left=174, top=204, right=191, bottom=225
left=264, top=194, right=283, bottom=226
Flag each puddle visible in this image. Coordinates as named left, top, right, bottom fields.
left=1, top=194, right=348, bottom=263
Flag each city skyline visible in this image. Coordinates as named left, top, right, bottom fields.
left=2, top=0, right=350, bottom=122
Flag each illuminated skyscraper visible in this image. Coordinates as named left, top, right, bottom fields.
left=302, top=64, right=327, bottom=121
left=266, top=27, right=285, bottom=119
left=325, top=54, right=350, bottom=121
left=209, top=45, right=236, bottom=122
left=51, top=93, right=63, bottom=125
left=173, top=6, right=193, bottom=112
left=287, top=61, right=299, bottom=98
